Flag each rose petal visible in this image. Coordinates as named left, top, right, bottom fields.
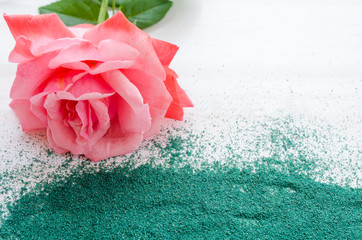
left=33, top=38, right=89, bottom=56
left=43, top=93, right=66, bottom=121
left=87, top=99, right=111, bottom=145
left=101, top=70, right=151, bottom=133
left=59, top=62, right=90, bottom=71
left=75, top=101, right=89, bottom=139
left=98, top=39, right=139, bottom=61
left=69, top=120, right=87, bottom=145
left=8, top=36, right=35, bottom=63
left=44, top=92, right=114, bottom=122
left=83, top=11, right=143, bottom=45
left=30, top=92, right=48, bottom=123
left=10, top=51, right=58, bottom=100
left=48, top=39, right=139, bottom=70
left=89, top=99, right=111, bottom=128
left=69, top=24, right=95, bottom=38
left=89, top=60, right=135, bottom=75
left=165, top=103, right=184, bottom=121
left=48, top=117, right=87, bottom=154
left=44, top=92, right=112, bottom=155
left=84, top=117, right=143, bottom=161
left=151, top=38, right=179, bottom=67
left=4, top=13, right=75, bottom=62
left=163, top=68, right=193, bottom=121
left=83, top=12, right=165, bottom=82
left=85, top=133, right=143, bottom=161
left=9, top=38, right=87, bottom=64
left=47, top=127, right=68, bottom=154
left=67, top=74, right=115, bottom=98
left=164, top=68, right=193, bottom=108
left=142, top=113, right=166, bottom=139
left=55, top=91, right=114, bottom=101
left=121, top=69, right=172, bottom=138
left=46, top=101, right=111, bottom=155
left=41, top=70, right=86, bottom=93
left=10, top=99, right=47, bottom=131
left=4, top=13, right=74, bottom=41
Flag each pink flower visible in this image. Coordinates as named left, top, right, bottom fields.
left=4, top=12, right=193, bottom=161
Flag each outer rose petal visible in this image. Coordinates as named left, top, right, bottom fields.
left=69, top=24, right=95, bottom=38
left=164, top=68, right=193, bottom=107
left=33, top=38, right=88, bottom=56
left=164, top=68, right=193, bottom=121
left=83, top=12, right=165, bottom=83
left=83, top=11, right=143, bottom=45
left=122, top=69, right=172, bottom=139
left=4, top=13, right=75, bottom=63
left=151, top=38, right=179, bottom=67
left=85, top=132, right=143, bottom=162
left=9, top=38, right=88, bottom=63
left=8, top=36, right=35, bottom=63
left=4, top=13, right=74, bottom=40
left=10, top=52, right=58, bottom=100
left=10, top=99, right=47, bottom=131
left=47, top=127, right=67, bottom=154
left=48, top=39, right=139, bottom=70
left=30, top=92, right=48, bottom=123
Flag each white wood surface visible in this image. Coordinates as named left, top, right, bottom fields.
left=0, top=0, right=361, bottom=218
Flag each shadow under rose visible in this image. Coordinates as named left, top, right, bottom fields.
left=0, top=162, right=360, bottom=239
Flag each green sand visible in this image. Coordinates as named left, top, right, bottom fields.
left=1, top=162, right=361, bottom=239
left=1, top=119, right=361, bottom=239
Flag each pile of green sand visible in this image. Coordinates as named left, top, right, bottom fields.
left=1, top=162, right=360, bottom=239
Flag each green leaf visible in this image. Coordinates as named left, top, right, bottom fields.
left=39, top=0, right=109, bottom=26
left=112, top=0, right=173, bottom=29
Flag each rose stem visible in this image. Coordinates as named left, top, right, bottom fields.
left=112, top=0, right=116, bottom=15
left=97, top=0, right=109, bottom=24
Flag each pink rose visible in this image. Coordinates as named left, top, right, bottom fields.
left=4, top=12, right=193, bottom=161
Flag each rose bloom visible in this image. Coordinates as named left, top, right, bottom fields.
left=4, top=12, right=193, bottom=161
